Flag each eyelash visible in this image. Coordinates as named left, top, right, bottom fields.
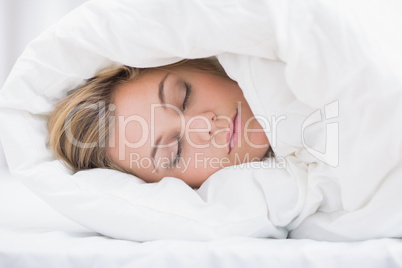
left=182, top=82, right=192, bottom=110
left=172, top=137, right=182, bottom=167
left=172, top=82, right=191, bottom=167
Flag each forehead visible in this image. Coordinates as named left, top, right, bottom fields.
left=113, top=69, right=166, bottom=113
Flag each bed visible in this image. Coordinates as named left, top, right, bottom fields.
left=1, top=166, right=402, bottom=267
left=1, top=0, right=402, bottom=266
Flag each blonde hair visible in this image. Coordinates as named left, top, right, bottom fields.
left=48, top=58, right=228, bottom=174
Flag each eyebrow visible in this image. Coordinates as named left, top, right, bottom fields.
left=158, top=72, right=170, bottom=106
left=150, top=72, right=171, bottom=170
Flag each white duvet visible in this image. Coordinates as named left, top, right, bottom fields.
left=0, top=0, right=402, bottom=242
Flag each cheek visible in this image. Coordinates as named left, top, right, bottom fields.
left=246, top=130, right=269, bottom=147
left=179, top=150, right=226, bottom=174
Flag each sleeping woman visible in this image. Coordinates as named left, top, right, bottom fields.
left=48, top=58, right=274, bottom=188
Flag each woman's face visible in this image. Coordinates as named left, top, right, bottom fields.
left=108, top=68, right=270, bottom=188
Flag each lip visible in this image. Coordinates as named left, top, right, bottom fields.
left=227, top=109, right=239, bottom=154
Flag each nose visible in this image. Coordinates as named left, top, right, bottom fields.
left=185, top=111, right=217, bottom=144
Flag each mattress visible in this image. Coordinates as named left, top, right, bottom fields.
left=1, top=167, right=402, bottom=268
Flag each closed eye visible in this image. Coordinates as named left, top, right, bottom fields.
left=182, top=82, right=192, bottom=110
left=170, top=81, right=191, bottom=168
left=171, top=136, right=182, bottom=167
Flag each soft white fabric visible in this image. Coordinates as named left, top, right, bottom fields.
left=0, top=0, right=402, bottom=242
left=0, top=142, right=6, bottom=168
left=0, top=0, right=89, bottom=87
left=2, top=169, right=402, bottom=268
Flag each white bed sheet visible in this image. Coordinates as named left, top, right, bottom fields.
left=1, top=167, right=402, bottom=268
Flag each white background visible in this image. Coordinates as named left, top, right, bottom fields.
left=0, top=0, right=89, bottom=169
